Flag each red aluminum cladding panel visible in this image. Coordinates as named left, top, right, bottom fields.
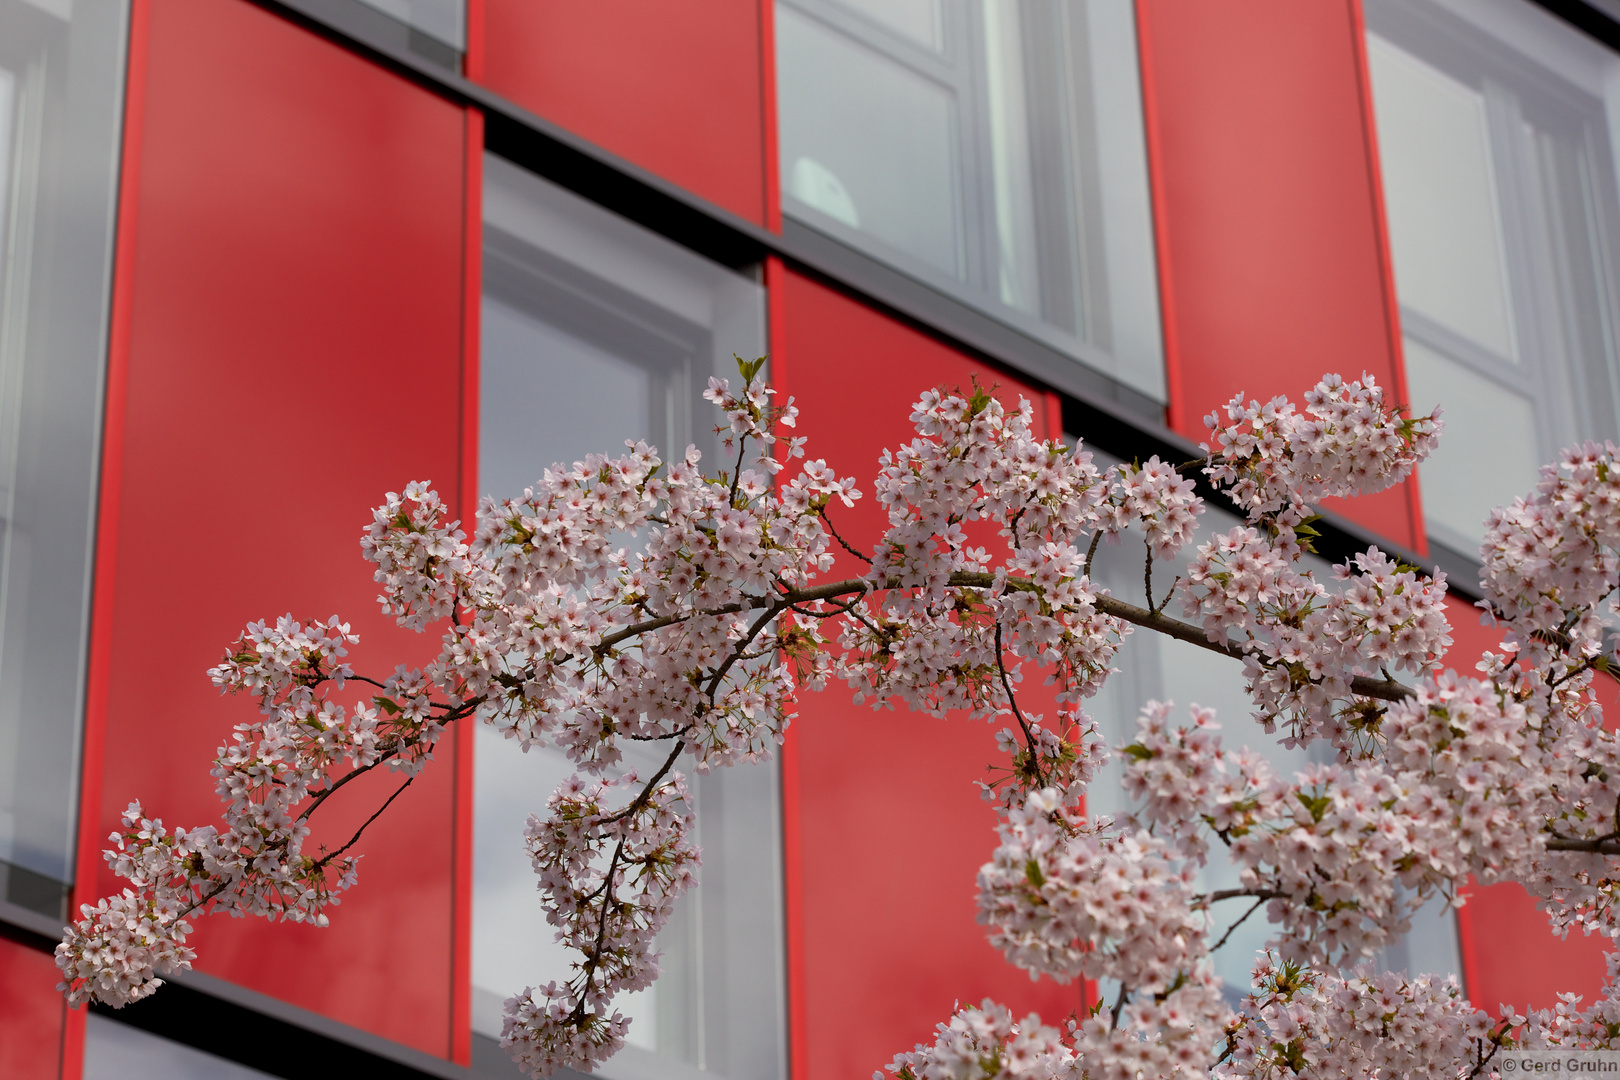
left=480, top=0, right=770, bottom=225
left=770, top=266, right=1083, bottom=1080
left=1136, top=0, right=1424, bottom=553
left=1443, top=595, right=1615, bottom=1012
left=0, top=936, right=64, bottom=1079
left=80, top=0, right=468, bottom=1056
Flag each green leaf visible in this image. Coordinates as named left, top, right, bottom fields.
left=1295, top=790, right=1331, bottom=823
left=735, top=354, right=767, bottom=383
left=1121, top=743, right=1154, bottom=761
left=966, top=377, right=995, bottom=417
left=1025, top=859, right=1046, bottom=888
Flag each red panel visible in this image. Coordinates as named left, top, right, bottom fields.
left=1137, top=0, right=1425, bottom=553
left=773, top=270, right=1083, bottom=1080
left=464, top=0, right=485, bottom=82
left=759, top=0, right=782, bottom=232
left=78, top=0, right=467, bottom=1055
left=1440, top=597, right=1615, bottom=1011
left=0, top=937, right=64, bottom=1079
left=1458, top=880, right=1608, bottom=1014
left=479, top=0, right=768, bottom=224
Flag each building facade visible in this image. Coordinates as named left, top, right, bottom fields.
left=1, top=0, right=1618, bottom=1076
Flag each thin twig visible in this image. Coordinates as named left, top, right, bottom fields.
left=1207, top=896, right=1267, bottom=954
left=705, top=604, right=784, bottom=702
left=819, top=508, right=873, bottom=565
left=1202, top=887, right=1283, bottom=905
left=994, top=621, right=1044, bottom=788
left=1144, top=539, right=1157, bottom=615
left=726, top=433, right=749, bottom=506
left=296, top=699, right=480, bottom=824
left=1085, top=529, right=1104, bottom=574
left=572, top=737, right=687, bottom=1024
left=314, top=774, right=416, bottom=868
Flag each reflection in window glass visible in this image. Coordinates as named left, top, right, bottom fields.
left=85, top=1015, right=277, bottom=1080
left=0, top=0, right=126, bottom=912
left=1368, top=36, right=1515, bottom=359
left=776, top=0, right=1164, bottom=401
left=1083, top=488, right=1462, bottom=1003
left=1366, top=0, right=1620, bottom=552
left=777, top=6, right=962, bottom=277
left=1401, top=337, right=1541, bottom=545
left=839, top=0, right=943, bottom=51
left=474, top=155, right=783, bottom=1080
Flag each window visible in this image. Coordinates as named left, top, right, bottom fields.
left=774, top=0, right=1163, bottom=400
left=0, top=0, right=126, bottom=916
left=1081, top=464, right=1462, bottom=1003
left=1365, top=0, right=1620, bottom=555
left=474, top=154, right=784, bottom=1080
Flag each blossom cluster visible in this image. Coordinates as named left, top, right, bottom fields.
left=1203, top=373, right=1442, bottom=530
left=1214, top=956, right=1499, bottom=1079
left=1180, top=530, right=1453, bottom=746
left=1100, top=456, right=1202, bottom=563
left=57, top=614, right=395, bottom=1006
left=978, top=782, right=1204, bottom=990
left=502, top=771, right=699, bottom=1074
left=834, top=387, right=1125, bottom=721
left=883, top=987, right=1231, bottom=1080
left=884, top=1001, right=1072, bottom=1080
left=64, top=361, right=1620, bottom=1080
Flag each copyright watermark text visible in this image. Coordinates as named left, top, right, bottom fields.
left=1499, top=1052, right=1620, bottom=1074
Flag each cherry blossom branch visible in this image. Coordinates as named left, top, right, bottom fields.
left=818, top=507, right=872, bottom=565
left=1206, top=896, right=1268, bottom=954
left=570, top=737, right=686, bottom=1026
left=992, top=621, right=1044, bottom=788
left=312, top=774, right=415, bottom=870
left=1545, top=835, right=1620, bottom=854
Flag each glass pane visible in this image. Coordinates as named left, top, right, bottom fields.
left=1367, top=34, right=1516, bottom=359
left=474, top=291, right=667, bottom=1050
left=777, top=4, right=963, bottom=278
left=838, top=0, right=942, bottom=50
left=1403, top=337, right=1542, bottom=549
left=776, top=0, right=1164, bottom=402
left=85, top=1015, right=278, bottom=1080
left=981, top=0, right=1041, bottom=317
left=476, top=156, right=782, bottom=1080
left=0, top=0, right=126, bottom=903
left=479, top=297, right=653, bottom=503
left=352, top=0, right=464, bottom=50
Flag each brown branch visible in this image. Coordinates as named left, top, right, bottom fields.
left=819, top=508, right=873, bottom=566
left=1085, top=528, right=1105, bottom=576
left=1201, top=887, right=1283, bottom=905
left=704, top=603, right=785, bottom=703
left=313, top=774, right=415, bottom=868
left=1546, top=836, right=1620, bottom=854
left=591, top=571, right=1417, bottom=728
left=1207, top=896, right=1268, bottom=954
left=595, top=602, right=755, bottom=652
left=1086, top=590, right=1414, bottom=703
left=571, top=737, right=687, bottom=1025
left=1110, top=982, right=1130, bottom=1031
left=994, top=621, right=1044, bottom=788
